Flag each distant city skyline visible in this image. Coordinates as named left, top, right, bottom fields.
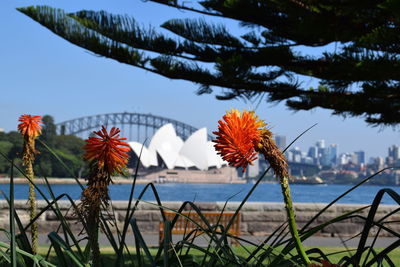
left=1, top=0, right=399, bottom=159
left=274, top=134, right=399, bottom=168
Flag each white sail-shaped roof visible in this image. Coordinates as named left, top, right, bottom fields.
left=128, top=141, right=158, bottom=168
left=179, top=128, right=209, bottom=170
left=148, top=124, right=183, bottom=169
left=174, top=155, right=196, bottom=169
left=128, top=123, right=226, bottom=170
left=206, top=141, right=223, bottom=168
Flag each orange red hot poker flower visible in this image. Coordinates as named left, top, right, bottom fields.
left=214, top=110, right=307, bottom=265
left=84, top=126, right=130, bottom=174
left=213, top=109, right=265, bottom=172
left=18, top=115, right=42, bottom=138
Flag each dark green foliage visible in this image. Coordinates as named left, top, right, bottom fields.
left=35, top=134, right=86, bottom=178
left=17, top=1, right=400, bottom=126
left=0, top=132, right=24, bottom=176
left=0, top=141, right=13, bottom=174
left=41, top=115, right=57, bottom=143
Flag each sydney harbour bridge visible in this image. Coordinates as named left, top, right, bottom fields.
left=55, top=112, right=213, bottom=142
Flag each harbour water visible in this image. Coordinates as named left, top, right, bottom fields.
left=0, top=183, right=399, bottom=204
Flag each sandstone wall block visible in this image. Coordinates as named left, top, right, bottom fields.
left=0, top=200, right=397, bottom=237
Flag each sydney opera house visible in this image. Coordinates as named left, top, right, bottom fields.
left=128, top=124, right=240, bottom=183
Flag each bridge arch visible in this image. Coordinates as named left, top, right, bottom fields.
left=55, top=112, right=213, bottom=141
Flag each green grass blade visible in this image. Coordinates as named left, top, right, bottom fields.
left=9, top=161, right=16, bottom=267
left=245, top=222, right=288, bottom=263
left=48, top=232, right=86, bottom=267
left=200, top=192, right=240, bottom=266
left=163, top=220, right=171, bottom=267
left=0, top=247, right=11, bottom=263
left=0, top=241, right=57, bottom=267
left=269, top=206, right=369, bottom=266
left=48, top=233, right=69, bottom=267
left=130, top=218, right=155, bottom=266
left=40, top=174, right=85, bottom=258
left=100, top=214, right=119, bottom=250
left=116, top=143, right=144, bottom=267
left=364, top=239, right=400, bottom=267
left=133, top=198, right=229, bottom=264
left=0, top=191, right=33, bottom=265
left=354, top=188, right=400, bottom=265
left=134, top=230, right=143, bottom=267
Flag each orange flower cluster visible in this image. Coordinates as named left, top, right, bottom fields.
left=213, top=109, right=265, bottom=172
left=18, top=115, right=42, bottom=138
left=84, top=126, right=130, bottom=174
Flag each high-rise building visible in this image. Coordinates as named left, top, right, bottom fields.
left=288, top=147, right=302, bottom=163
left=307, top=146, right=319, bottom=164
left=316, top=140, right=325, bottom=149
left=350, top=153, right=359, bottom=164
left=370, top=156, right=385, bottom=169
left=354, top=151, right=366, bottom=165
left=329, top=144, right=338, bottom=166
left=377, top=157, right=385, bottom=168
left=388, top=145, right=400, bottom=161
left=320, top=147, right=331, bottom=166
left=275, top=135, right=286, bottom=151
left=315, top=140, right=328, bottom=165
left=308, top=146, right=318, bottom=158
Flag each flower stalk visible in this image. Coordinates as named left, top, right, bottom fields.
left=257, top=129, right=311, bottom=266
left=18, top=115, right=42, bottom=254
left=214, top=109, right=310, bottom=265
left=280, top=175, right=311, bottom=265
left=80, top=126, right=129, bottom=267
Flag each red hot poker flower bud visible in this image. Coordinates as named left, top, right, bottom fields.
left=84, top=126, right=130, bottom=175
left=213, top=109, right=265, bottom=172
left=18, top=114, right=42, bottom=138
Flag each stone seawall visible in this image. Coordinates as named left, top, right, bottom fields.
left=1, top=201, right=398, bottom=237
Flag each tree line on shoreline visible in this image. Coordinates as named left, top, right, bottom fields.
left=0, top=115, right=87, bottom=178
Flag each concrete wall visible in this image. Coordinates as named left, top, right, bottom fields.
left=1, top=200, right=398, bottom=237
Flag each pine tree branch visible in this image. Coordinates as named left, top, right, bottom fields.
left=17, top=2, right=400, bottom=126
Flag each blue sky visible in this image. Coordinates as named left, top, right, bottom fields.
left=1, top=0, right=399, bottom=159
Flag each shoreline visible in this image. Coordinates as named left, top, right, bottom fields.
left=0, top=178, right=397, bottom=186
left=0, top=178, right=246, bottom=185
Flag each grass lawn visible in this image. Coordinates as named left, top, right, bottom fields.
left=304, top=246, right=400, bottom=266
left=36, top=245, right=400, bottom=266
